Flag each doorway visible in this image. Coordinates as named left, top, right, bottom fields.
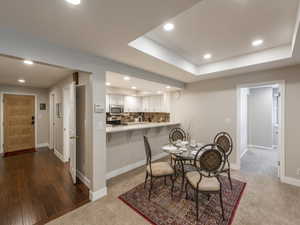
left=62, top=83, right=87, bottom=184
left=237, top=81, right=285, bottom=179
left=1, top=93, right=37, bottom=156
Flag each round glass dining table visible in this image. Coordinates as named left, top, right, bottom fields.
left=162, top=143, right=205, bottom=193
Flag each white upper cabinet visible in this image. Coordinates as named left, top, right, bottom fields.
left=106, top=95, right=110, bottom=112
left=162, top=93, right=171, bottom=113
left=109, top=94, right=124, bottom=106
left=106, top=93, right=170, bottom=113
left=124, top=96, right=142, bottom=112
left=141, top=95, right=170, bottom=112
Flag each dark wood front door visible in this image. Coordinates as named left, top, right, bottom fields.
left=3, top=94, right=35, bottom=154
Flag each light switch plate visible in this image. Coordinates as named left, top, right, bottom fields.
left=94, top=104, right=105, bottom=113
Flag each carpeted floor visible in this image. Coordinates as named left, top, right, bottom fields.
left=241, top=147, right=278, bottom=177
left=47, top=159, right=300, bottom=225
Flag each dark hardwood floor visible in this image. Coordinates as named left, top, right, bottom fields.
left=0, top=148, right=90, bottom=225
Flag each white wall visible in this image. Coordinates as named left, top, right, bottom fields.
left=247, top=87, right=273, bottom=148
left=171, top=64, right=300, bottom=180
left=0, top=85, right=49, bottom=153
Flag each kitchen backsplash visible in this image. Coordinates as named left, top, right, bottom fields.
left=107, top=112, right=170, bottom=123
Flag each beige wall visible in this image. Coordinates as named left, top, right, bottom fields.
left=0, top=84, right=49, bottom=153
left=49, top=73, right=92, bottom=183
left=171, top=64, right=300, bottom=179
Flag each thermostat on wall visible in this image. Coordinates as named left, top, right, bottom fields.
left=94, top=104, right=105, bottom=113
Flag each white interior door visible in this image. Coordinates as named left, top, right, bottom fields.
left=63, top=88, right=70, bottom=161
left=69, top=82, right=77, bottom=184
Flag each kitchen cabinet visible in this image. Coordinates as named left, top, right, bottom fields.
left=109, top=94, right=124, bottom=106
left=106, top=95, right=110, bottom=112
left=162, top=93, right=171, bottom=113
left=106, top=93, right=170, bottom=113
left=142, top=95, right=167, bottom=112
left=124, top=96, right=142, bottom=112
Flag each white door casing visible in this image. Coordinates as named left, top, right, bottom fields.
left=69, top=82, right=77, bottom=184
left=236, top=80, right=285, bottom=180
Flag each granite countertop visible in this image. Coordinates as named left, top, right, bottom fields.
left=106, top=122, right=180, bottom=133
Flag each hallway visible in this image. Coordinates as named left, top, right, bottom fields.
left=0, top=148, right=89, bottom=225
left=241, top=147, right=278, bottom=177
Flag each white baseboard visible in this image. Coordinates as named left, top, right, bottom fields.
left=281, top=176, right=300, bottom=187
left=240, top=148, right=248, bottom=159
left=248, top=144, right=273, bottom=150
left=37, top=143, right=49, bottom=148
left=106, top=152, right=168, bottom=180
left=89, top=187, right=107, bottom=201
left=54, top=148, right=68, bottom=163
left=76, top=170, right=91, bottom=188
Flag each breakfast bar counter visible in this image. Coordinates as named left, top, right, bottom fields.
left=106, top=122, right=180, bottom=133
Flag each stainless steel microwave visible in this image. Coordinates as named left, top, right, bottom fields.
left=109, top=105, right=124, bottom=115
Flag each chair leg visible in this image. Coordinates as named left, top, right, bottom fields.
left=219, top=189, right=225, bottom=220
left=148, top=176, right=153, bottom=201
left=207, top=193, right=211, bottom=201
left=171, top=175, right=175, bottom=198
left=164, top=176, right=167, bottom=185
left=195, top=189, right=199, bottom=221
left=144, top=172, right=148, bottom=189
left=185, top=181, right=189, bottom=199
left=228, top=170, right=233, bottom=190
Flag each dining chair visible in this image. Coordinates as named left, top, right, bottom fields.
left=143, top=136, right=176, bottom=200
left=213, top=132, right=233, bottom=190
left=169, top=127, right=187, bottom=144
left=185, top=144, right=227, bottom=221
left=169, top=127, right=188, bottom=167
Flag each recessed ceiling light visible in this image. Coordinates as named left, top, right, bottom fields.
left=18, top=79, right=26, bottom=83
left=163, top=23, right=174, bottom=31
left=124, top=76, right=131, bottom=81
left=106, top=82, right=111, bottom=86
left=166, top=86, right=171, bottom=89
left=65, top=0, right=81, bottom=5
left=252, top=39, right=264, bottom=47
left=24, top=60, right=34, bottom=65
left=203, top=54, right=212, bottom=60
left=131, top=86, right=137, bottom=89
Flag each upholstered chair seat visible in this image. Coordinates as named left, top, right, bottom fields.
left=185, top=171, right=220, bottom=191
left=147, top=162, right=174, bottom=177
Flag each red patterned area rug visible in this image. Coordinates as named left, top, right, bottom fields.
left=119, top=176, right=246, bottom=225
